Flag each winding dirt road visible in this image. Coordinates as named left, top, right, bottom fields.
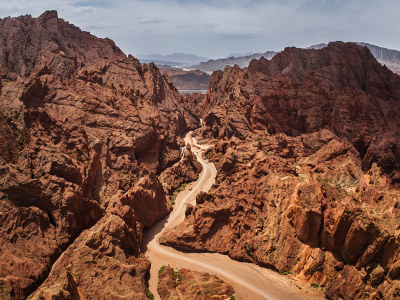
left=142, top=132, right=323, bottom=300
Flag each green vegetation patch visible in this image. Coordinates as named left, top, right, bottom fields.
left=172, top=269, right=182, bottom=283
left=146, top=290, right=154, bottom=299
left=158, top=265, right=166, bottom=274
left=170, top=183, right=188, bottom=206
left=281, top=271, right=292, bottom=276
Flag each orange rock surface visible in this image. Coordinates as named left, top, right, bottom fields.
left=0, top=11, right=199, bottom=299
left=162, top=43, right=400, bottom=299
left=157, top=266, right=234, bottom=300
left=2, top=10, right=400, bottom=300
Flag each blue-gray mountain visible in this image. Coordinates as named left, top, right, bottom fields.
left=188, top=43, right=400, bottom=75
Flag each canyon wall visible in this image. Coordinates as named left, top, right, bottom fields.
left=0, top=11, right=200, bottom=299
left=162, top=42, right=400, bottom=299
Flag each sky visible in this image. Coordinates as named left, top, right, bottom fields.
left=0, top=0, right=399, bottom=59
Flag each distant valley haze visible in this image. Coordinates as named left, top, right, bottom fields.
left=1, top=0, right=399, bottom=59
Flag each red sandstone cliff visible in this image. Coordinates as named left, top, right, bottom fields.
left=162, top=43, right=400, bottom=299
left=3, top=11, right=400, bottom=300
left=0, top=11, right=199, bottom=299
left=201, top=42, right=400, bottom=179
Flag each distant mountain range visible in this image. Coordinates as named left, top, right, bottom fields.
left=159, top=66, right=210, bottom=91
left=139, top=43, right=400, bottom=76
left=225, top=52, right=255, bottom=58
left=137, top=52, right=210, bottom=67
left=191, top=43, right=400, bottom=74
left=189, top=51, right=278, bottom=73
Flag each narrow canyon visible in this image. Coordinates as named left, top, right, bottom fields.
left=0, top=10, right=399, bottom=300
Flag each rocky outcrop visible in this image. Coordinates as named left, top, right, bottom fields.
left=0, top=11, right=196, bottom=299
left=201, top=42, right=400, bottom=178
left=162, top=130, right=400, bottom=299
left=352, top=42, right=400, bottom=75
left=181, top=92, right=206, bottom=129
left=311, top=43, right=400, bottom=75
left=157, top=266, right=235, bottom=300
left=163, top=43, right=400, bottom=299
left=159, top=145, right=202, bottom=194
left=28, top=214, right=149, bottom=299
left=0, top=10, right=122, bottom=79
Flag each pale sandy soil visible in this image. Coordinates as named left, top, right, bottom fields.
left=142, top=132, right=324, bottom=300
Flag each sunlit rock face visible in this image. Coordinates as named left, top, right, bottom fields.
left=0, top=11, right=199, bottom=299
left=162, top=42, right=400, bottom=299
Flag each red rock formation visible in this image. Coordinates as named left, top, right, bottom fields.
left=28, top=214, right=149, bottom=299
left=0, top=10, right=122, bottom=79
left=163, top=130, right=400, bottom=299
left=163, top=43, right=400, bottom=299
left=201, top=42, right=400, bottom=178
left=157, top=266, right=234, bottom=300
left=0, top=11, right=196, bottom=299
left=182, top=92, right=206, bottom=118
left=159, top=145, right=202, bottom=194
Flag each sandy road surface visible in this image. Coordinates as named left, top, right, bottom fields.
left=142, top=132, right=323, bottom=300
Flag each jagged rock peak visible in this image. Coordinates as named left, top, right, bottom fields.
left=202, top=41, right=400, bottom=177
left=0, top=10, right=124, bottom=78
left=0, top=11, right=199, bottom=299
left=39, top=9, right=58, bottom=20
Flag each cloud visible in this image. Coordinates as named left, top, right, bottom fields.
left=137, top=18, right=165, bottom=25
left=0, top=0, right=399, bottom=58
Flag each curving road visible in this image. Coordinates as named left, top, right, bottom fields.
left=142, top=132, right=323, bottom=300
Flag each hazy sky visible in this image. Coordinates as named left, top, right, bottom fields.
left=1, top=0, right=399, bottom=58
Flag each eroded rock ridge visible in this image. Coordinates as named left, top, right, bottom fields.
left=0, top=10, right=200, bottom=299
left=162, top=42, right=400, bottom=299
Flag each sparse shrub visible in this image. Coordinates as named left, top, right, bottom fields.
left=170, top=194, right=177, bottom=205
left=311, top=283, right=319, bottom=288
left=230, top=296, right=236, bottom=300
left=147, top=291, right=154, bottom=299
left=172, top=270, right=182, bottom=282
left=158, top=266, right=166, bottom=274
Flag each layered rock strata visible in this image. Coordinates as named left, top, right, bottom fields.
left=0, top=11, right=198, bottom=299
left=159, top=145, right=202, bottom=195
left=162, top=43, right=400, bottom=299
left=202, top=42, right=400, bottom=178
left=157, top=266, right=235, bottom=300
